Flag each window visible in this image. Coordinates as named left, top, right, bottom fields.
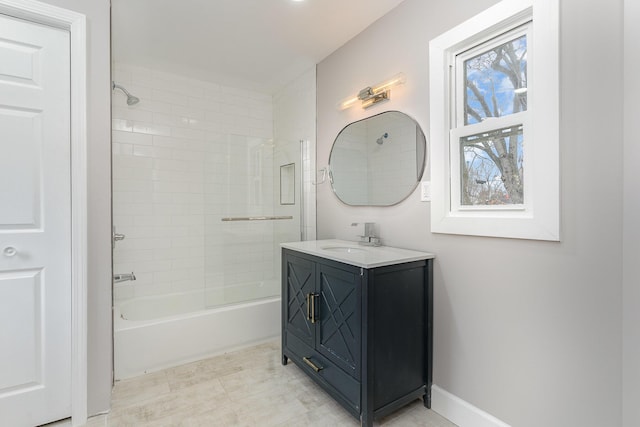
left=429, top=0, right=559, bottom=241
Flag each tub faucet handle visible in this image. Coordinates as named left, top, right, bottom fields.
left=113, top=226, right=126, bottom=248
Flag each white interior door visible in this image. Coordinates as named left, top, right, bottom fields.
left=0, top=13, right=72, bottom=426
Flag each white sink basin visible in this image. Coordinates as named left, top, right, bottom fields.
left=321, top=246, right=367, bottom=254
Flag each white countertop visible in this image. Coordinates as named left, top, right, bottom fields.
left=281, top=239, right=435, bottom=268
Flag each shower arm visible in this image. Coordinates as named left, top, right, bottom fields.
left=112, top=81, right=140, bottom=105
left=112, top=82, right=132, bottom=97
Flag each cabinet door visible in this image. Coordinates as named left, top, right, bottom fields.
left=316, top=263, right=361, bottom=378
left=284, top=252, right=315, bottom=347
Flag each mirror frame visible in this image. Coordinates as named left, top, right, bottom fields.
left=328, top=110, right=427, bottom=206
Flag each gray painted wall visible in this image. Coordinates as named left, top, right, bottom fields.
left=26, top=0, right=637, bottom=423
left=39, top=0, right=113, bottom=415
left=623, top=0, right=640, bottom=425
left=317, top=0, right=624, bottom=425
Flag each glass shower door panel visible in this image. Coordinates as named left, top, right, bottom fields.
left=205, top=135, right=296, bottom=308
left=273, top=138, right=304, bottom=283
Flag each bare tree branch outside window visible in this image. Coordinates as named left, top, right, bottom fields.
left=461, top=34, right=526, bottom=205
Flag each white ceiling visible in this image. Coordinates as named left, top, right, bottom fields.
left=111, top=0, right=405, bottom=94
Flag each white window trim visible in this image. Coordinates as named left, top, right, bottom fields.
left=429, top=0, right=559, bottom=241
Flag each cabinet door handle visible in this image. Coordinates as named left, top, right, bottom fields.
left=310, top=293, right=318, bottom=324
left=306, top=293, right=311, bottom=321
left=302, top=356, right=323, bottom=372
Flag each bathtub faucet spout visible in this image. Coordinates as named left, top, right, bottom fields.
left=114, top=272, right=136, bottom=283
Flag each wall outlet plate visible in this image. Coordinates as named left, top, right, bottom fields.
left=420, top=181, right=431, bottom=202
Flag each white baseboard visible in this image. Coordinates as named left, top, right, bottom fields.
left=431, top=385, right=511, bottom=427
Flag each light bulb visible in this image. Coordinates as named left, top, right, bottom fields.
left=371, top=73, right=406, bottom=94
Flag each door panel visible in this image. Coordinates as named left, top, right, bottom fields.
left=316, top=263, right=361, bottom=379
left=284, top=253, right=315, bottom=347
left=0, top=13, right=71, bottom=426
left=0, top=269, right=42, bottom=391
left=0, top=109, right=42, bottom=228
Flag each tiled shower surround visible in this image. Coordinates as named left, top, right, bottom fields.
left=112, top=64, right=301, bottom=305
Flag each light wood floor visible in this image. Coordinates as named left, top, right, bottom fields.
left=85, top=340, right=457, bottom=426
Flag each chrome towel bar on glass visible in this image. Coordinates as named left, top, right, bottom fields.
left=221, top=215, right=293, bottom=222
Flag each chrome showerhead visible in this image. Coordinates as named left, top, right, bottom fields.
left=112, top=81, right=140, bottom=106
left=126, top=94, right=140, bottom=106
left=376, top=132, right=389, bottom=145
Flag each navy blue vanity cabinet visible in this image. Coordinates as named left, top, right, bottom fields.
left=281, top=248, right=433, bottom=427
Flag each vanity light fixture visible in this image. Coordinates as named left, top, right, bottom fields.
left=338, top=73, right=406, bottom=110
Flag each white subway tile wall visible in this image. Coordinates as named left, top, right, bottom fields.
left=112, top=64, right=280, bottom=303
left=273, top=67, right=317, bottom=243
left=367, top=114, right=420, bottom=205
left=113, top=64, right=316, bottom=306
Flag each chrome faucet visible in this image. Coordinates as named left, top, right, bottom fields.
left=114, top=272, right=136, bottom=283
left=358, top=222, right=381, bottom=246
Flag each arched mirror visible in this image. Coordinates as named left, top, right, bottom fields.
left=329, top=111, right=426, bottom=206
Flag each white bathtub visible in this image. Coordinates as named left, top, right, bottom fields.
left=114, top=285, right=280, bottom=379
